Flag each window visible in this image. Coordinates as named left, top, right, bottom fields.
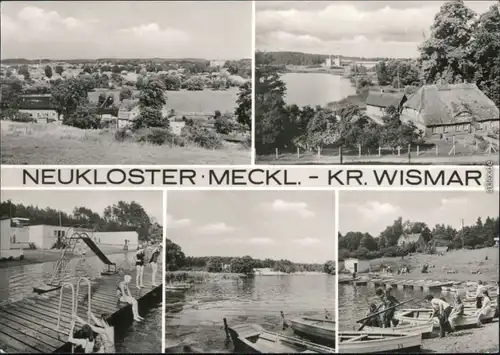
left=432, top=127, right=439, bottom=134
left=443, top=125, right=449, bottom=133
left=455, top=125, right=462, bottom=132
left=476, top=122, right=483, bottom=130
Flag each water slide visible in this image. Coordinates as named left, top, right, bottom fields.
left=79, top=235, right=118, bottom=275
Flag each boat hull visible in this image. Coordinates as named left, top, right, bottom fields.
left=339, top=331, right=421, bottom=354
left=290, top=318, right=336, bottom=347
left=362, top=323, right=434, bottom=338
left=395, top=308, right=496, bottom=328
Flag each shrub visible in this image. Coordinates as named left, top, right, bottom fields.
left=12, top=112, right=35, bottom=123
left=214, top=115, right=234, bottom=134
left=114, top=128, right=133, bottom=142
left=181, top=125, right=223, bottom=149
left=135, top=127, right=175, bottom=145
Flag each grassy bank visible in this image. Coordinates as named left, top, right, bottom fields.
left=360, top=247, right=499, bottom=283
left=1, top=121, right=250, bottom=164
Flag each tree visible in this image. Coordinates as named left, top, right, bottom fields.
left=0, top=77, right=24, bottom=110
left=18, top=65, right=30, bottom=80
left=419, top=0, right=476, bottom=84
left=55, top=65, right=64, bottom=75
left=214, top=114, right=234, bottom=134
left=133, top=107, right=169, bottom=130
left=360, top=233, right=378, bottom=251
left=206, top=257, right=223, bottom=272
left=139, top=79, right=166, bottom=110
left=230, top=256, right=255, bottom=275
left=44, top=65, right=53, bottom=79
left=235, top=81, right=251, bottom=129
left=51, top=77, right=94, bottom=119
left=63, top=101, right=100, bottom=129
left=120, top=87, right=133, bottom=101
left=470, top=3, right=500, bottom=107
left=102, top=201, right=152, bottom=241
left=166, top=238, right=186, bottom=271
left=324, top=260, right=336, bottom=275
left=184, top=75, right=205, bottom=91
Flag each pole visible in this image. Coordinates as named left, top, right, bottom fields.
left=357, top=303, right=384, bottom=331
left=356, top=298, right=416, bottom=324
left=223, top=318, right=230, bottom=339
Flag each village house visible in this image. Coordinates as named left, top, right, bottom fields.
left=118, top=99, right=140, bottom=128
left=18, top=94, right=59, bottom=121
left=365, top=91, right=407, bottom=124
left=397, top=233, right=426, bottom=250
left=0, top=218, right=24, bottom=260
left=400, top=83, right=500, bottom=138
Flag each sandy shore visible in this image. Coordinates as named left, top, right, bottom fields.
left=421, top=320, right=499, bottom=353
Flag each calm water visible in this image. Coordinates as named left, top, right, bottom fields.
left=338, top=283, right=456, bottom=330
left=0, top=252, right=161, bottom=353
left=281, top=73, right=356, bottom=107
left=166, top=274, right=335, bottom=352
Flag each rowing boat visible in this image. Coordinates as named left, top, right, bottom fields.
left=338, top=331, right=421, bottom=353
left=362, top=322, right=434, bottom=338
left=289, top=317, right=336, bottom=346
left=395, top=308, right=496, bottom=328
left=227, top=323, right=334, bottom=353
left=166, top=283, right=192, bottom=291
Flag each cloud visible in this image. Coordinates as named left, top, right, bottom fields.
left=222, top=237, right=275, bottom=245
left=117, top=23, right=189, bottom=43
left=293, top=237, right=321, bottom=246
left=199, top=222, right=235, bottom=234
left=269, top=199, right=315, bottom=218
left=166, top=214, right=191, bottom=228
left=439, top=197, right=468, bottom=208
left=357, top=201, right=401, bottom=221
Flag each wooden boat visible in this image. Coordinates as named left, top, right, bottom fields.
left=289, top=317, right=335, bottom=346
left=362, top=322, right=434, bottom=338
left=339, top=277, right=360, bottom=284
left=339, top=331, right=421, bottom=353
left=165, top=344, right=202, bottom=353
left=166, top=283, right=192, bottom=291
left=395, top=308, right=496, bottom=328
left=227, top=323, right=334, bottom=353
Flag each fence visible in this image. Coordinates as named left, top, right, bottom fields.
left=265, top=137, right=498, bottom=164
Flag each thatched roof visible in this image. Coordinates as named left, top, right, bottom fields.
left=366, top=91, right=406, bottom=108
left=402, top=83, right=499, bottom=126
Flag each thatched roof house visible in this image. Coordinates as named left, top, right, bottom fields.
left=365, top=91, right=407, bottom=125
left=397, top=233, right=425, bottom=249
left=400, top=83, right=499, bottom=137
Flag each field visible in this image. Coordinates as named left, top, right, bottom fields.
left=1, top=121, right=250, bottom=164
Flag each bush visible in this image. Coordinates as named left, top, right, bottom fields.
left=12, top=112, right=35, bottom=123
left=181, top=125, right=223, bottom=149
left=214, top=115, right=234, bottom=134
left=114, top=128, right=133, bottom=142
left=135, top=127, right=175, bottom=145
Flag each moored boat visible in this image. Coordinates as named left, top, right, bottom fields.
left=288, top=316, right=336, bottom=346
left=166, top=283, right=192, bottom=291
left=362, top=322, right=434, bottom=338
left=227, top=323, right=334, bottom=353
left=395, top=308, right=496, bottom=328
left=338, top=331, right=421, bottom=353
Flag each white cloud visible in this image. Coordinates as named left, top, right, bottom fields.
left=357, top=201, right=401, bottom=221
left=270, top=199, right=315, bottom=218
left=222, top=237, right=275, bottom=245
left=293, top=237, right=321, bottom=246
left=439, top=197, right=468, bottom=208
left=166, top=214, right=191, bottom=228
left=199, top=222, right=235, bottom=234
left=118, top=23, right=189, bottom=43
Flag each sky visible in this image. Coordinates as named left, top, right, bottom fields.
left=339, top=191, right=499, bottom=236
left=0, top=190, right=163, bottom=224
left=1, top=1, right=252, bottom=60
left=256, top=1, right=497, bottom=58
left=167, top=190, right=336, bottom=264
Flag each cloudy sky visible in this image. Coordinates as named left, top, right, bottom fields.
left=0, top=190, right=163, bottom=224
left=167, top=191, right=335, bottom=263
left=340, top=191, right=499, bottom=236
left=256, top=1, right=497, bottom=58
left=1, top=1, right=251, bottom=60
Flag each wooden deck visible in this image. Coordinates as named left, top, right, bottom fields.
left=0, top=269, right=162, bottom=353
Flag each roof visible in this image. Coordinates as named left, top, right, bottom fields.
left=87, top=90, right=121, bottom=104
left=119, top=99, right=140, bottom=112
left=366, top=91, right=406, bottom=108
left=402, top=83, right=499, bottom=126
left=18, top=95, right=54, bottom=110
left=398, top=233, right=422, bottom=244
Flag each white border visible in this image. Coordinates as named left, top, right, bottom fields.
left=162, top=189, right=167, bottom=353
left=251, top=0, right=256, bottom=165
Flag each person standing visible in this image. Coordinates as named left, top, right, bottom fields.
left=149, top=245, right=161, bottom=287
left=134, top=246, right=145, bottom=289
left=376, top=287, right=399, bottom=328
left=425, top=294, right=453, bottom=338
left=475, top=281, right=485, bottom=309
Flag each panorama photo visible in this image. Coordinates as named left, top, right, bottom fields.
left=255, top=1, right=500, bottom=165
left=0, top=190, right=163, bottom=353
left=0, top=1, right=252, bottom=164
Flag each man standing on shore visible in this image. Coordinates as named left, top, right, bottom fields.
left=375, top=287, right=399, bottom=328
left=425, top=294, right=453, bottom=338
left=475, top=281, right=485, bottom=309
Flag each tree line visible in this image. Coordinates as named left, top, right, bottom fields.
left=0, top=200, right=162, bottom=243
left=166, top=238, right=336, bottom=275
left=339, top=215, right=499, bottom=261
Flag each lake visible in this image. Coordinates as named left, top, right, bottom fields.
left=338, top=283, right=454, bottom=330
left=166, top=274, right=335, bottom=352
left=0, top=252, right=161, bottom=353
left=281, top=72, right=356, bottom=107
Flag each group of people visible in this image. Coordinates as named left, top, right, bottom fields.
left=67, top=242, right=162, bottom=353
left=364, top=281, right=499, bottom=339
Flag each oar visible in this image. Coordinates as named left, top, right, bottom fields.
left=357, top=303, right=384, bottom=331
left=356, top=297, right=416, bottom=332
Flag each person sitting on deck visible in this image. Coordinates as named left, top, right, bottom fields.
left=448, top=294, right=464, bottom=331
left=134, top=246, right=146, bottom=289
left=375, top=287, right=399, bottom=328
left=149, top=245, right=162, bottom=287
left=74, top=313, right=115, bottom=353
left=477, top=289, right=492, bottom=326
left=425, top=294, right=453, bottom=338
left=364, top=303, right=382, bottom=327
left=117, top=274, right=144, bottom=322
left=68, top=323, right=95, bottom=353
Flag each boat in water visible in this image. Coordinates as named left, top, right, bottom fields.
left=395, top=308, right=496, bottom=328
left=338, top=331, right=421, bottom=353
left=288, top=316, right=336, bottom=346
left=227, top=323, right=335, bottom=353
left=165, top=283, right=192, bottom=291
